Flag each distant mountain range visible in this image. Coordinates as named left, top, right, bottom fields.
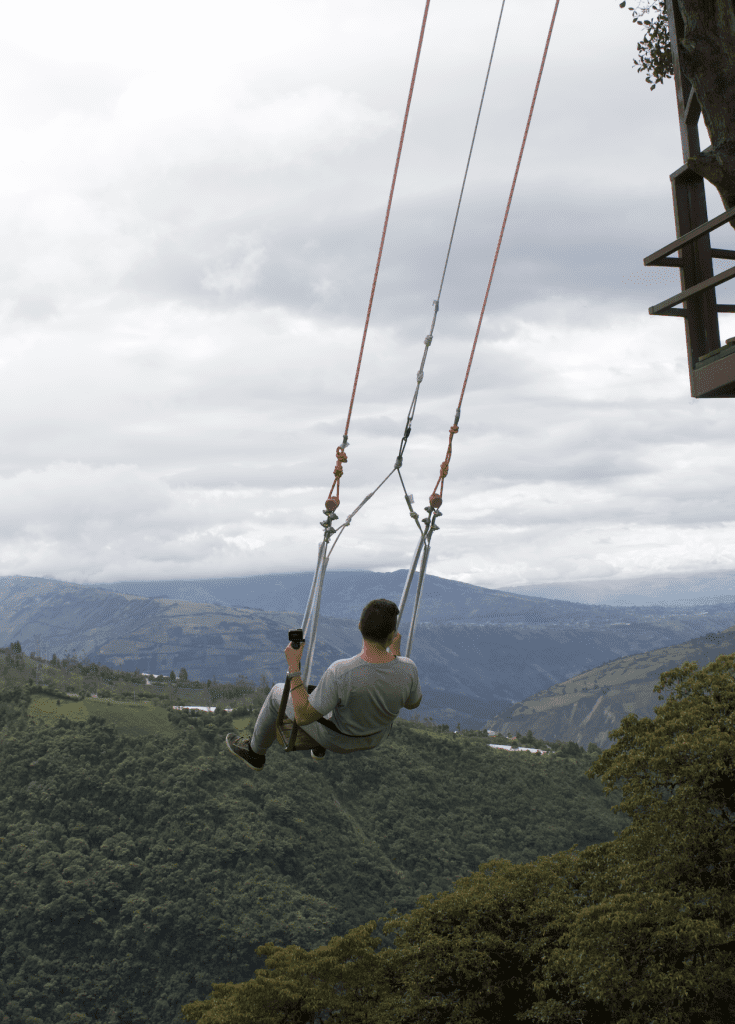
left=86, top=568, right=735, bottom=619
left=1, top=570, right=734, bottom=743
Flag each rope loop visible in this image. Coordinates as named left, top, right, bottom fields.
left=325, top=446, right=348, bottom=512
left=428, top=419, right=460, bottom=508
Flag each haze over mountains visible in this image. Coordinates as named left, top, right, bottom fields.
left=1, top=569, right=734, bottom=744
left=504, top=569, right=735, bottom=606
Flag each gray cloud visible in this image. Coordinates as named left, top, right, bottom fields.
left=1, top=0, right=735, bottom=594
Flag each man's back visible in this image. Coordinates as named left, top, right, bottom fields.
left=305, top=654, right=422, bottom=752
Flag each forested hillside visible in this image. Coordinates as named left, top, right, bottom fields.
left=1, top=646, right=627, bottom=1023
left=1, top=641, right=733, bottom=1021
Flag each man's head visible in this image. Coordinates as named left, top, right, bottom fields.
left=359, top=598, right=399, bottom=650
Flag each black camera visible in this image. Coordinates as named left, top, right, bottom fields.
left=288, top=629, right=304, bottom=650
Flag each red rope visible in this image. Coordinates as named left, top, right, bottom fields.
left=325, top=0, right=433, bottom=514
left=429, top=0, right=561, bottom=511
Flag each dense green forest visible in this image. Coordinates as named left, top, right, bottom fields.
left=0, top=642, right=733, bottom=1023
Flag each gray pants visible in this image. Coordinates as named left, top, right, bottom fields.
left=250, top=683, right=336, bottom=754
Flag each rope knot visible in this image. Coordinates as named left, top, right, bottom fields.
left=325, top=446, right=348, bottom=514
left=333, top=446, right=348, bottom=479
left=439, top=460, right=450, bottom=478
left=449, top=425, right=459, bottom=435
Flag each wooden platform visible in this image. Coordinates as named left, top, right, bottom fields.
left=693, top=340, right=735, bottom=398
left=642, top=1, right=735, bottom=399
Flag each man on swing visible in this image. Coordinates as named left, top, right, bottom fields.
left=226, top=598, right=422, bottom=770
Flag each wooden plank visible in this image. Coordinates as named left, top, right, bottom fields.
left=649, top=263, right=735, bottom=315
left=644, top=206, right=735, bottom=266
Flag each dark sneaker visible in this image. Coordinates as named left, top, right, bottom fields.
left=311, top=745, right=326, bottom=761
left=226, top=733, right=265, bottom=771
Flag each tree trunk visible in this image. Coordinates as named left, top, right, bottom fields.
left=676, top=0, right=735, bottom=217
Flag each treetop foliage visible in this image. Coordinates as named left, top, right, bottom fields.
left=620, top=0, right=672, bottom=88
left=179, top=655, right=734, bottom=1024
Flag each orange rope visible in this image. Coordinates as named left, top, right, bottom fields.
left=429, top=0, right=561, bottom=511
left=326, top=0, right=433, bottom=515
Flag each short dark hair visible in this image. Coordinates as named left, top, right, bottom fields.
left=359, top=598, right=399, bottom=645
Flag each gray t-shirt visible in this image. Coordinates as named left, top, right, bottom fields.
left=303, top=654, right=421, bottom=753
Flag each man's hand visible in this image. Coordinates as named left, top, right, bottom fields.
left=285, top=641, right=303, bottom=673
left=389, top=632, right=401, bottom=657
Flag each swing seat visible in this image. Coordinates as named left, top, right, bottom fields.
left=276, top=674, right=323, bottom=752
left=276, top=715, right=322, bottom=751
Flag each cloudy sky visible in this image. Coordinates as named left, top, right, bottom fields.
left=2, top=0, right=735, bottom=592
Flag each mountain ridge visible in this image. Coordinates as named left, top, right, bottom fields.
left=487, top=624, right=735, bottom=748
left=2, top=571, right=734, bottom=744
